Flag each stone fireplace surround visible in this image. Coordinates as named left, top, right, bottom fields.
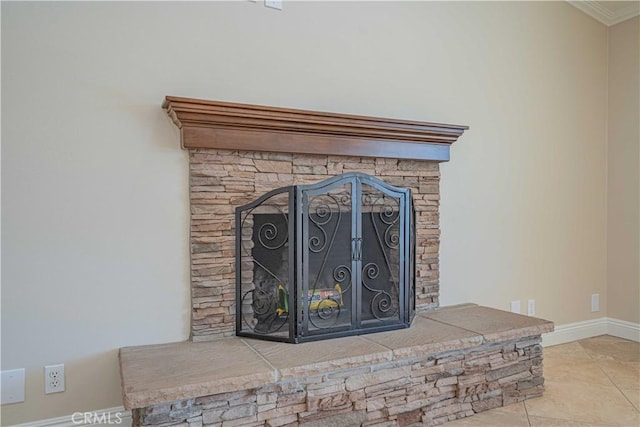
left=190, top=149, right=438, bottom=342
left=118, top=98, right=554, bottom=427
left=169, top=96, right=468, bottom=342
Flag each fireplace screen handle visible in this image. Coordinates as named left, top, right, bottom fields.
left=352, top=238, right=356, bottom=261
left=352, top=237, right=363, bottom=261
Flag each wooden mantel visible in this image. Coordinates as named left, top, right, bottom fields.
left=162, top=96, right=468, bottom=162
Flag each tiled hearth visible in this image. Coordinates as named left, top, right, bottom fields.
left=120, top=305, right=553, bottom=426
left=117, top=98, right=554, bottom=427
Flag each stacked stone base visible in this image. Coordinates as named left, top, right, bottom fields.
left=132, top=335, right=544, bottom=427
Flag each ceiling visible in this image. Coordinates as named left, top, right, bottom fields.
left=568, top=1, right=640, bottom=26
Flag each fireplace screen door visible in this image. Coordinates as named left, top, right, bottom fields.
left=236, top=172, right=414, bottom=343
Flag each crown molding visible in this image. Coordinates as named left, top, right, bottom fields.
left=568, top=1, right=640, bottom=26
left=163, top=96, right=468, bottom=162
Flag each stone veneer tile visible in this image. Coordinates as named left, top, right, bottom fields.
left=445, top=402, right=530, bottom=427
left=119, top=339, right=275, bottom=409
left=242, top=336, right=393, bottom=380
left=361, top=315, right=483, bottom=360
left=421, top=305, right=554, bottom=342
left=188, top=149, right=443, bottom=340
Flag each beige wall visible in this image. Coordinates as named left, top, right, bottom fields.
left=1, top=1, right=608, bottom=423
left=607, top=16, right=640, bottom=324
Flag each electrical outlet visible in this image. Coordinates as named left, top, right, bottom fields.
left=510, top=300, right=521, bottom=314
left=591, top=293, right=600, bottom=312
left=44, top=364, right=65, bottom=394
left=1, top=368, right=25, bottom=404
left=527, top=299, right=535, bottom=316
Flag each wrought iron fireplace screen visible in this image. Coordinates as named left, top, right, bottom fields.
left=235, top=172, right=415, bottom=343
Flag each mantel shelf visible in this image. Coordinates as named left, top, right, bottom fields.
left=162, top=96, right=468, bottom=162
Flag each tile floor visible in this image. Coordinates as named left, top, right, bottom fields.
left=447, top=335, right=639, bottom=427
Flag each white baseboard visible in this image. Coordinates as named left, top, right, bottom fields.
left=542, top=317, right=609, bottom=346
left=542, top=316, right=640, bottom=347
left=607, top=317, right=640, bottom=342
left=13, top=407, right=131, bottom=427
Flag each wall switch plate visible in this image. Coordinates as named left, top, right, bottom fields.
left=1, top=368, right=26, bottom=404
left=591, top=293, right=600, bottom=312
left=44, top=364, right=65, bottom=394
left=510, top=300, right=521, bottom=314
left=265, top=0, right=283, bottom=10
left=527, top=299, right=536, bottom=316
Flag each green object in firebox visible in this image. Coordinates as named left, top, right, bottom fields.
left=277, top=284, right=289, bottom=316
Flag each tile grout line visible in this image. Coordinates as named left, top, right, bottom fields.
left=578, top=339, right=640, bottom=414
left=524, top=339, right=634, bottom=427
left=524, top=414, right=619, bottom=427
left=239, top=338, right=280, bottom=382
left=515, top=339, right=638, bottom=427
left=522, top=399, right=532, bottom=427
left=598, top=363, right=640, bottom=414
left=419, top=316, right=487, bottom=344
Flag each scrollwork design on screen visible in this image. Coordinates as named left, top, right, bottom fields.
left=239, top=198, right=290, bottom=335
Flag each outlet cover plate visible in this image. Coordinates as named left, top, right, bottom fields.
left=265, top=0, right=283, bottom=10
left=591, top=293, right=600, bottom=312
left=1, top=368, right=26, bottom=404
left=510, top=300, right=521, bottom=314
left=45, top=364, right=65, bottom=394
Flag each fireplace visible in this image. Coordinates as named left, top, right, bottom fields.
left=116, top=98, right=555, bottom=427
left=162, top=96, right=469, bottom=341
left=236, top=172, right=415, bottom=343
